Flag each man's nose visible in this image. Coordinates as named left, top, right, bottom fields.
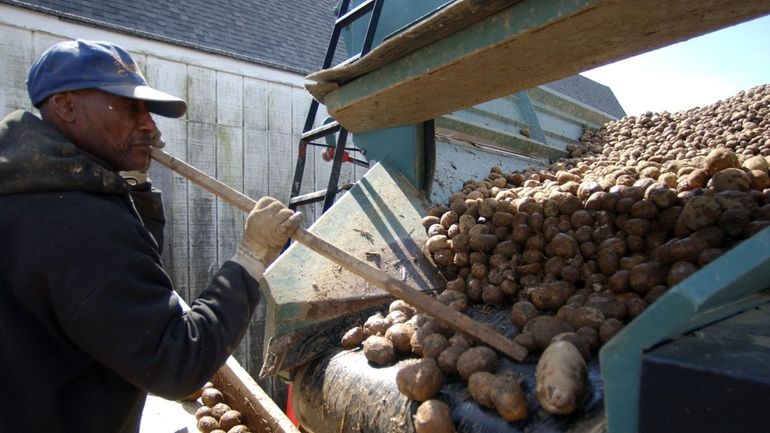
left=137, top=104, right=157, bottom=133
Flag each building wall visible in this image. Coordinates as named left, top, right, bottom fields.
left=0, top=4, right=366, bottom=381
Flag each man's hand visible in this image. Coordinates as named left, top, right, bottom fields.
left=231, top=197, right=303, bottom=280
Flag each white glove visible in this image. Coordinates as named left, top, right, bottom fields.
left=231, top=196, right=303, bottom=280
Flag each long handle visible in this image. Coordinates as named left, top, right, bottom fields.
left=150, top=148, right=528, bottom=362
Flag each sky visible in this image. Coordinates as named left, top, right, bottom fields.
left=581, top=13, right=770, bottom=117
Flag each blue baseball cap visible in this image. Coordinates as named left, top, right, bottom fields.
left=27, top=39, right=187, bottom=118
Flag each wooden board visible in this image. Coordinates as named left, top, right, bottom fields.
left=314, top=0, right=770, bottom=132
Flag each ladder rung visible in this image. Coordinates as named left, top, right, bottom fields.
left=336, top=0, right=375, bottom=28
left=301, top=121, right=341, bottom=142
left=289, top=183, right=354, bottom=207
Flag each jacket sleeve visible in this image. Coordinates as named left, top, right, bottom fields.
left=47, top=194, right=260, bottom=399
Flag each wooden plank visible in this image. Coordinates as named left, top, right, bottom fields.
left=318, top=0, right=770, bottom=133
left=144, top=56, right=190, bottom=298
left=0, top=25, right=33, bottom=115
left=217, top=71, right=243, bottom=127
left=307, top=0, right=524, bottom=84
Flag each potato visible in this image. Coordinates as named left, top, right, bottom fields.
left=470, top=233, right=499, bottom=252
left=396, top=358, right=445, bottom=401
left=219, top=410, right=243, bottom=431
left=584, top=296, right=627, bottom=321
left=414, top=400, right=456, bottom=433
left=678, top=195, right=722, bottom=231
left=536, top=341, right=586, bottom=415
left=197, top=416, right=221, bottom=433
left=437, top=344, right=467, bottom=375
left=491, top=374, right=527, bottom=422
left=510, top=301, right=541, bottom=330
left=599, top=318, right=624, bottom=344
left=363, top=335, right=395, bottom=366
left=201, top=388, right=225, bottom=407
left=387, top=310, right=409, bottom=325
left=422, top=334, right=450, bottom=359
left=557, top=305, right=605, bottom=330
left=551, top=332, right=590, bottom=361
left=427, top=235, right=450, bottom=253
left=704, top=148, right=740, bottom=176
left=629, top=261, right=668, bottom=295
left=468, top=371, right=497, bottom=408
left=513, top=332, right=537, bottom=352
left=226, top=425, right=250, bottom=433
left=195, top=406, right=212, bottom=420
left=550, top=233, right=579, bottom=258
left=389, top=299, right=417, bottom=318
left=422, top=216, right=440, bottom=230
left=530, top=281, right=575, bottom=311
left=456, top=346, right=499, bottom=381
left=667, top=261, right=698, bottom=286
left=210, top=402, right=231, bottom=420
left=386, top=323, right=416, bottom=353
left=523, top=316, right=575, bottom=350
left=712, top=167, right=751, bottom=192
left=576, top=326, right=599, bottom=350
left=363, top=313, right=391, bottom=337
left=340, top=326, right=366, bottom=349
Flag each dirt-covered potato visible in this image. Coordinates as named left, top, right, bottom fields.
left=468, top=371, right=497, bottom=408
left=536, top=340, right=586, bottom=415
left=667, top=261, right=698, bottom=286
left=363, top=312, right=391, bottom=337
left=456, top=346, right=499, bottom=381
left=437, top=344, right=467, bottom=375
left=523, top=316, right=575, bottom=350
left=226, top=425, right=250, bottom=433
left=492, top=374, right=527, bottom=422
left=599, top=318, right=624, bottom=344
left=219, top=410, right=243, bottom=432
left=576, top=326, right=599, bottom=350
left=530, top=281, right=575, bottom=311
left=386, top=323, right=417, bottom=353
left=201, top=388, right=225, bottom=407
left=197, top=415, right=220, bottom=433
left=341, top=326, right=366, bottom=349
left=551, top=332, right=590, bottom=361
left=422, top=333, right=450, bottom=359
left=513, top=332, right=537, bottom=352
left=363, top=335, right=395, bottom=366
left=210, top=402, right=231, bottom=420
left=510, top=301, right=541, bottom=330
left=195, top=406, right=212, bottom=420
left=396, top=358, right=445, bottom=401
left=414, top=399, right=457, bottom=433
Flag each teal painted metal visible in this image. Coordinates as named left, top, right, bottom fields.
left=513, top=91, right=547, bottom=143
left=351, top=125, right=426, bottom=189
left=600, top=226, right=770, bottom=433
left=325, top=0, right=596, bottom=112
left=341, top=0, right=451, bottom=57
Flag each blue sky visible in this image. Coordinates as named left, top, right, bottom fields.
left=582, top=14, right=770, bottom=117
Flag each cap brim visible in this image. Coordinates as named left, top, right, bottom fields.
left=98, top=84, right=187, bottom=118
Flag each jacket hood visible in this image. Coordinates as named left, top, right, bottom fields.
left=0, top=110, right=126, bottom=196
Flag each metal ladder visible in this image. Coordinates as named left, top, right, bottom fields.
left=288, top=0, right=383, bottom=213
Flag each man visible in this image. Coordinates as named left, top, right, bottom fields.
left=0, top=39, right=301, bottom=432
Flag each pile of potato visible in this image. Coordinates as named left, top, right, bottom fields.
left=340, top=84, right=770, bottom=431
left=190, top=382, right=251, bottom=433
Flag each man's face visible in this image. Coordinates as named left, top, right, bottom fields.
left=68, top=89, right=158, bottom=171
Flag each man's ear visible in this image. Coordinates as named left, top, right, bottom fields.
left=45, top=92, right=77, bottom=123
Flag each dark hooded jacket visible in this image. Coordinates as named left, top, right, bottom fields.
left=0, top=111, right=260, bottom=433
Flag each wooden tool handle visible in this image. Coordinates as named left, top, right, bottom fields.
left=150, top=148, right=528, bottom=362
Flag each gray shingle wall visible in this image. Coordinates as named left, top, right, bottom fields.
left=3, top=0, right=625, bottom=117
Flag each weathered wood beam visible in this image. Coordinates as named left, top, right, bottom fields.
left=314, top=0, right=770, bottom=133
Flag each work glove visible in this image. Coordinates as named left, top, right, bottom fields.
left=121, top=129, right=166, bottom=185
left=231, top=197, right=303, bottom=281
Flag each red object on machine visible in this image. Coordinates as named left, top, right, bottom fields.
left=321, top=146, right=351, bottom=163
left=285, top=383, right=299, bottom=426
